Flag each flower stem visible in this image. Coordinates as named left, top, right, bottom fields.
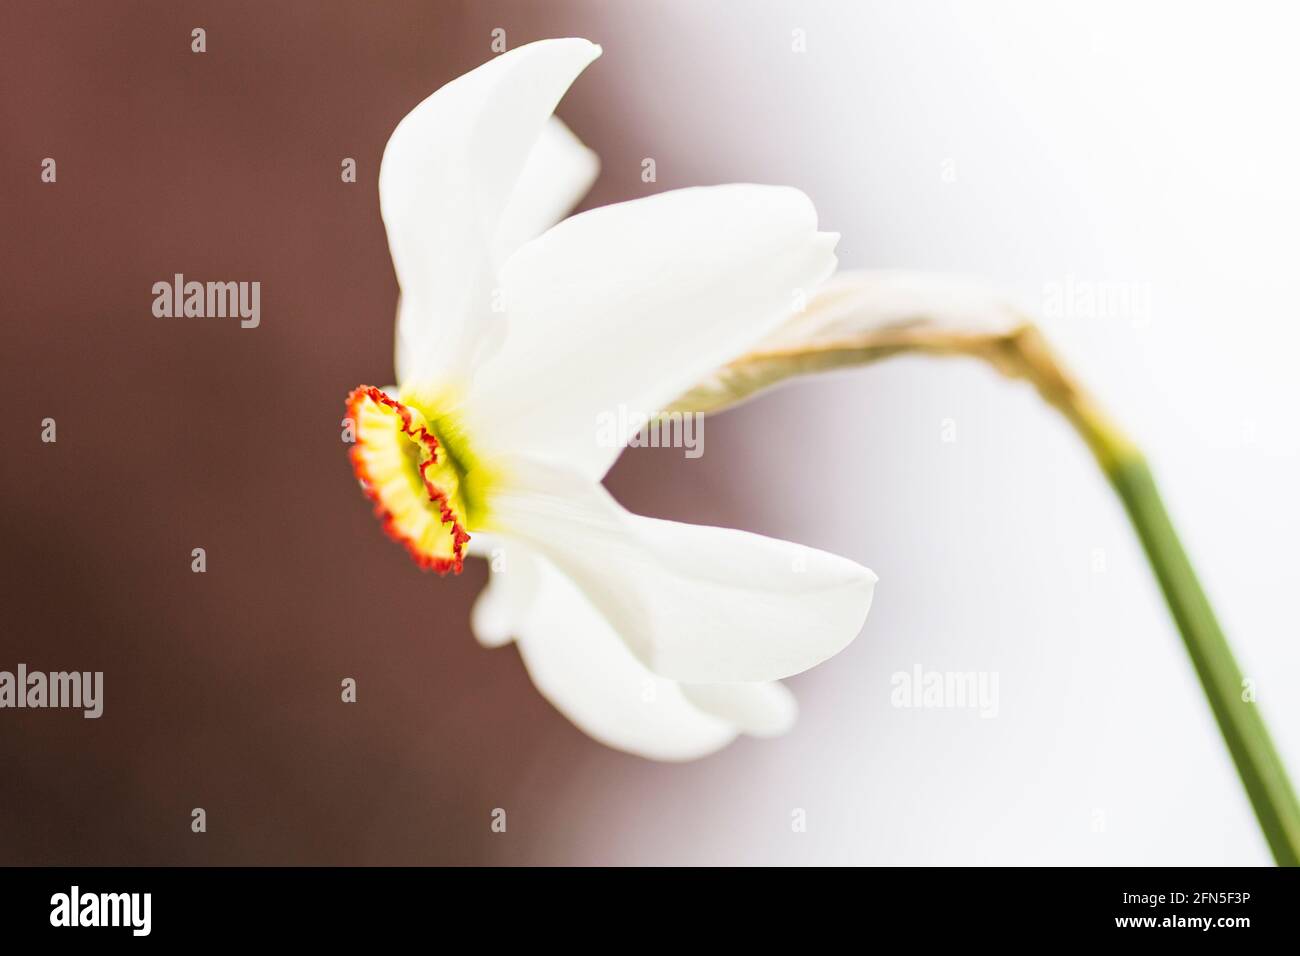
left=988, top=323, right=1298, bottom=864
left=991, top=325, right=1300, bottom=865
left=679, top=319, right=1300, bottom=863
left=1106, top=450, right=1300, bottom=865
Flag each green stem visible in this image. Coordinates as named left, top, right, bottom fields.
left=976, top=325, right=1300, bottom=864
left=1105, top=451, right=1300, bottom=865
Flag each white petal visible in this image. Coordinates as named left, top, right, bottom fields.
left=469, top=539, right=540, bottom=648
left=380, top=38, right=601, bottom=387
left=515, top=551, right=738, bottom=761
left=492, top=117, right=599, bottom=264
left=467, top=184, right=838, bottom=479
left=487, top=460, right=876, bottom=683
left=681, top=682, right=798, bottom=738
left=470, top=583, right=513, bottom=648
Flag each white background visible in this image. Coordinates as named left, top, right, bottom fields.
left=506, top=0, right=1300, bottom=864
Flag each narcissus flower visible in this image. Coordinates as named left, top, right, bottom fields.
left=346, top=38, right=876, bottom=760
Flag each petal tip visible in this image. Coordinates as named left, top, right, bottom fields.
left=542, top=36, right=602, bottom=65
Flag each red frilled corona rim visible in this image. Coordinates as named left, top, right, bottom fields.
left=345, top=385, right=470, bottom=575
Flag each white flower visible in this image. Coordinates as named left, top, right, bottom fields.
left=345, top=38, right=876, bottom=760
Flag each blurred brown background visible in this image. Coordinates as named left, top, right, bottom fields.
left=0, top=0, right=713, bottom=865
